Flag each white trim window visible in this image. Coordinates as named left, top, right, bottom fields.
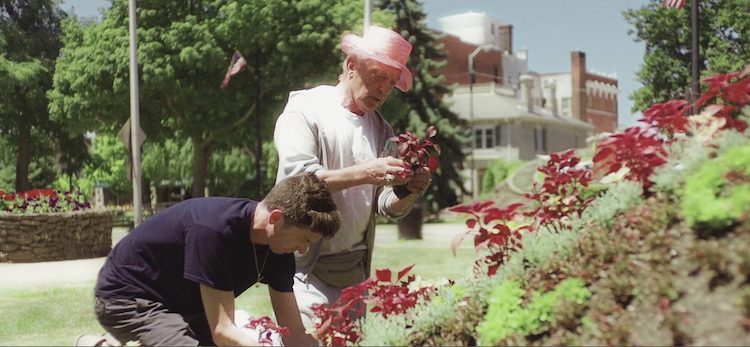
left=473, top=126, right=495, bottom=149
left=561, top=97, right=571, bottom=110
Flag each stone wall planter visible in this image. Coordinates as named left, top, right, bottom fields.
left=0, top=209, right=113, bottom=263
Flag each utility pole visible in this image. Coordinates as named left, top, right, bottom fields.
left=468, top=44, right=492, bottom=200
left=128, top=0, right=142, bottom=227
left=364, top=0, right=372, bottom=33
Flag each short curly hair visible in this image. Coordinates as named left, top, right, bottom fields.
left=263, top=172, right=340, bottom=239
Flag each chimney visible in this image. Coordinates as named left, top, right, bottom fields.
left=571, top=51, right=587, bottom=122
left=498, top=25, right=513, bottom=53
left=520, top=74, right=534, bottom=113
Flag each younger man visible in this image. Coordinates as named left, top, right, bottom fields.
left=90, top=173, right=339, bottom=346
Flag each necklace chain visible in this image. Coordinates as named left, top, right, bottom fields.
left=252, top=242, right=270, bottom=287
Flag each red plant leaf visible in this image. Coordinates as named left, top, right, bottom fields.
left=466, top=219, right=477, bottom=229
left=427, top=156, right=438, bottom=172
left=433, top=144, right=441, bottom=155
left=426, top=125, right=437, bottom=139
left=375, top=269, right=391, bottom=283
left=449, top=204, right=471, bottom=213
left=397, top=264, right=415, bottom=282
left=451, top=232, right=470, bottom=257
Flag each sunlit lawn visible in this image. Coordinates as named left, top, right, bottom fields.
left=0, top=224, right=477, bottom=346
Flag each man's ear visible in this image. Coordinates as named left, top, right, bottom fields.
left=268, top=209, right=285, bottom=226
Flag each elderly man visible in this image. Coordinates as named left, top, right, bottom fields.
left=83, top=173, right=340, bottom=346
left=273, top=26, right=432, bottom=330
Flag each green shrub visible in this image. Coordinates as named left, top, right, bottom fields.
left=681, top=144, right=750, bottom=230
left=477, top=277, right=591, bottom=345
left=482, top=159, right=525, bottom=194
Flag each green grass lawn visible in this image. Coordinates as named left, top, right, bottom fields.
left=0, top=225, right=478, bottom=346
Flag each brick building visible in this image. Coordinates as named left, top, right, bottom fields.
left=432, top=11, right=621, bottom=197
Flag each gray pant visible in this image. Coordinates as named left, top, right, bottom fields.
left=94, top=296, right=214, bottom=346
left=293, top=271, right=367, bottom=331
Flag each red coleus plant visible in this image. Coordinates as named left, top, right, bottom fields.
left=593, top=126, right=667, bottom=189
left=525, top=149, right=595, bottom=232
left=389, top=125, right=441, bottom=177
left=594, top=68, right=750, bottom=188
left=312, top=264, right=435, bottom=346
left=449, top=201, right=529, bottom=276
left=244, top=316, right=290, bottom=345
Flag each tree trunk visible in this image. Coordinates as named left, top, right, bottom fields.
left=15, top=123, right=31, bottom=193
left=397, top=200, right=424, bottom=240
left=191, top=135, right=210, bottom=198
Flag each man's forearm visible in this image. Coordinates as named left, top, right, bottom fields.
left=213, top=324, right=262, bottom=346
left=385, top=190, right=418, bottom=215
left=315, top=164, right=372, bottom=193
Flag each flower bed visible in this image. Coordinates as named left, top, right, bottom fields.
left=307, top=67, right=750, bottom=346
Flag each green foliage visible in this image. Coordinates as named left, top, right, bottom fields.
left=83, top=135, right=131, bottom=198
left=579, top=182, right=610, bottom=201
left=624, top=0, right=750, bottom=113
left=375, top=0, right=471, bottom=213
left=681, top=143, right=750, bottom=230
left=50, top=0, right=361, bottom=196
left=578, top=180, right=644, bottom=230
left=482, top=159, right=525, bottom=194
left=0, top=0, right=71, bottom=191
left=477, top=278, right=591, bottom=345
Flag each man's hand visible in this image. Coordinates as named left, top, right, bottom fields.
left=269, top=288, right=319, bottom=346
left=365, top=157, right=412, bottom=186
left=404, top=166, right=432, bottom=196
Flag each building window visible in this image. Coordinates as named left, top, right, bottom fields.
left=493, top=66, right=499, bottom=83
left=561, top=97, right=571, bottom=110
left=491, top=24, right=495, bottom=35
left=495, top=125, right=503, bottom=145
left=534, top=127, right=547, bottom=152
left=473, top=126, right=495, bottom=149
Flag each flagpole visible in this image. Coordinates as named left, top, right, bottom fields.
left=691, top=0, right=700, bottom=114
left=128, top=0, right=143, bottom=227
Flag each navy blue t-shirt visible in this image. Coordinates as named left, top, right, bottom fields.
left=95, top=197, right=294, bottom=315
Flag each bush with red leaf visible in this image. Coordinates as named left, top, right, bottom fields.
left=389, top=125, right=441, bottom=177
left=244, top=316, right=290, bottom=345
left=524, top=149, right=595, bottom=233
left=312, top=264, right=436, bottom=346
left=449, top=201, right=528, bottom=276
left=593, top=68, right=750, bottom=188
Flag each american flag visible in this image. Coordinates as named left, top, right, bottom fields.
left=220, top=51, right=247, bottom=89
left=662, top=0, right=686, bottom=9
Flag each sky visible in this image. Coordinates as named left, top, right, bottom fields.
left=60, top=0, right=652, bottom=126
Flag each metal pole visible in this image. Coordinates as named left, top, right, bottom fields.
left=469, top=75, right=475, bottom=200
left=691, top=0, right=700, bottom=114
left=364, top=0, right=372, bottom=33
left=128, top=0, right=142, bottom=227
left=255, top=49, right=263, bottom=200
left=467, top=45, right=491, bottom=200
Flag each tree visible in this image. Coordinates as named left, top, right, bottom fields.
left=0, top=0, right=69, bottom=192
left=50, top=0, right=361, bottom=197
left=624, top=0, right=750, bottom=113
left=375, top=0, right=471, bottom=214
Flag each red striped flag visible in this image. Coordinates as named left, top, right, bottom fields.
left=220, top=50, right=247, bottom=89
left=662, top=0, right=686, bottom=9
